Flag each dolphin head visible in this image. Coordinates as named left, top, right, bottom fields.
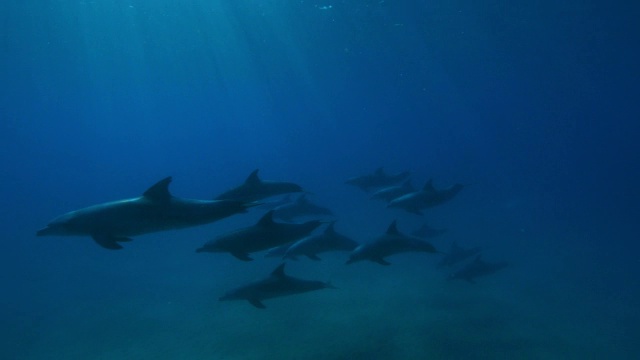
left=36, top=214, right=81, bottom=236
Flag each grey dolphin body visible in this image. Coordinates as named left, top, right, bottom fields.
left=345, top=167, right=410, bottom=192
left=36, top=177, right=254, bottom=250
left=272, top=194, right=333, bottom=222
left=346, top=220, right=437, bottom=265
left=411, top=222, right=447, bottom=239
left=370, top=179, right=415, bottom=202
left=195, top=210, right=322, bottom=261
left=448, top=255, right=508, bottom=283
left=219, top=263, right=333, bottom=309
left=438, top=242, right=482, bottom=268
left=283, top=222, right=358, bottom=261
left=215, top=169, right=303, bottom=202
left=387, top=179, right=464, bottom=215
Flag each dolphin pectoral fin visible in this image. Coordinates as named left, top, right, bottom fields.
left=248, top=298, right=266, bottom=309
left=306, top=254, right=322, bottom=261
left=91, top=234, right=124, bottom=250
left=372, top=257, right=391, bottom=266
left=231, top=252, right=253, bottom=261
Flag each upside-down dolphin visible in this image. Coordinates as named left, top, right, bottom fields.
left=215, top=169, right=303, bottom=202
left=195, top=210, right=322, bottom=261
left=283, top=222, right=358, bottom=261
left=36, top=177, right=254, bottom=250
left=370, top=179, right=415, bottom=202
left=272, top=194, right=333, bottom=222
left=219, top=263, right=334, bottom=309
left=346, top=220, right=437, bottom=265
left=438, top=242, right=482, bottom=268
left=387, top=179, right=463, bottom=215
left=345, top=167, right=410, bottom=192
left=448, top=255, right=508, bottom=283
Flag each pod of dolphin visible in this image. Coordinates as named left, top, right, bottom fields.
left=37, top=168, right=508, bottom=308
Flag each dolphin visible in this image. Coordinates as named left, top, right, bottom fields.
left=215, top=169, right=303, bottom=202
left=438, top=242, right=482, bottom=268
left=272, top=194, right=333, bottom=222
left=411, top=222, right=447, bottom=239
left=370, top=179, right=415, bottom=202
left=387, top=179, right=464, bottom=215
left=283, top=222, right=359, bottom=261
left=346, top=220, right=437, bottom=265
left=36, top=177, right=255, bottom=250
left=195, top=210, right=322, bottom=261
left=219, top=263, right=334, bottom=309
left=264, top=242, right=294, bottom=258
left=448, top=255, right=508, bottom=284
left=345, top=167, right=410, bottom=192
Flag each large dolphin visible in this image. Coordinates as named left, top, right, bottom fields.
left=448, top=255, right=508, bottom=283
left=195, top=210, right=322, bottom=261
left=283, top=222, right=358, bottom=261
left=411, top=222, right=447, bottom=239
left=219, top=263, right=334, bottom=309
left=387, top=179, right=463, bottom=215
left=272, top=194, right=333, bottom=222
left=345, top=167, right=410, bottom=192
left=370, top=179, right=415, bottom=202
left=215, top=169, right=303, bottom=202
left=36, top=177, right=254, bottom=250
left=438, top=242, right=482, bottom=268
left=346, top=220, right=437, bottom=265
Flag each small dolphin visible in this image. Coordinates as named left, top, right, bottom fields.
left=36, top=177, right=254, bottom=250
left=219, top=263, right=334, bottom=309
left=272, top=194, right=333, bottom=222
left=438, top=242, right=482, bottom=268
left=387, top=179, right=464, bottom=215
left=345, top=167, right=410, bottom=192
left=195, top=210, right=322, bottom=261
left=346, top=220, right=437, bottom=265
left=215, top=169, right=303, bottom=202
left=283, top=222, right=359, bottom=261
left=448, top=255, right=508, bottom=284
left=370, top=179, right=415, bottom=202
left=411, top=222, right=447, bottom=239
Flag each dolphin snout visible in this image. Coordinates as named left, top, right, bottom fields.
left=36, top=227, right=53, bottom=236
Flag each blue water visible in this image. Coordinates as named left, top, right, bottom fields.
left=2, top=1, right=639, bottom=359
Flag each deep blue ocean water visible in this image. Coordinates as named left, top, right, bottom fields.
left=1, top=1, right=639, bottom=359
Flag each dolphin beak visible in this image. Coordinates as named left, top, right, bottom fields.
left=36, top=227, right=52, bottom=236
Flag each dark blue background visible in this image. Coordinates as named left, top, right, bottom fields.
left=2, top=1, right=638, bottom=358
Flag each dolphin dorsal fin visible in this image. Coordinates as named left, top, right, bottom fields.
left=143, top=177, right=172, bottom=202
left=324, top=221, right=337, bottom=234
left=257, top=210, right=275, bottom=227
left=423, top=179, right=436, bottom=192
left=245, top=169, right=261, bottom=185
left=271, top=263, right=286, bottom=278
left=386, top=220, right=400, bottom=235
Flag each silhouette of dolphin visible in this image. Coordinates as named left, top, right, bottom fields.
left=345, top=167, right=410, bottom=192
left=272, top=194, right=333, bottom=222
left=448, top=255, right=508, bottom=283
left=370, top=179, right=415, bottom=202
left=283, top=222, right=358, bottom=261
left=36, top=177, right=254, bottom=250
left=387, top=179, right=463, bottom=215
left=219, top=263, right=334, bottom=309
left=195, top=210, right=322, bottom=261
left=215, top=169, right=303, bottom=202
left=438, top=242, right=482, bottom=268
left=411, top=222, right=447, bottom=239
left=346, top=220, right=437, bottom=265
